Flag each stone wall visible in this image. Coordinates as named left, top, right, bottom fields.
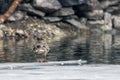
left=0, top=0, right=120, bottom=38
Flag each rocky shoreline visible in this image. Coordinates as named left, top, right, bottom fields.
left=0, top=0, right=120, bottom=40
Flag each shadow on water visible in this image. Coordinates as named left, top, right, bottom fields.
left=0, top=30, right=120, bottom=64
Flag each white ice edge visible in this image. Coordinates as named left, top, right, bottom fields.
left=0, top=59, right=87, bottom=69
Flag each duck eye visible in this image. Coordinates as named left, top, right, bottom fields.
left=37, top=45, right=40, bottom=48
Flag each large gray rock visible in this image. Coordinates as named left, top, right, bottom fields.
left=104, top=12, right=112, bottom=28
left=86, top=0, right=101, bottom=10
left=58, top=0, right=86, bottom=7
left=106, top=6, right=120, bottom=14
left=87, top=20, right=105, bottom=27
left=79, top=17, right=87, bottom=25
left=51, top=8, right=75, bottom=17
left=99, top=0, right=120, bottom=9
left=99, top=0, right=120, bottom=15
left=32, top=0, right=62, bottom=13
left=65, top=19, right=88, bottom=29
left=87, top=12, right=113, bottom=31
left=85, top=10, right=104, bottom=20
left=19, top=4, right=45, bottom=17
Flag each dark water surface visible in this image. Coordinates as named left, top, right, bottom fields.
left=0, top=30, right=120, bottom=64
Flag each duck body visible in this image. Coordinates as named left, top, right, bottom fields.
left=32, top=37, right=50, bottom=59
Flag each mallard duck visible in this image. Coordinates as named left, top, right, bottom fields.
left=32, top=33, right=50, bottom=62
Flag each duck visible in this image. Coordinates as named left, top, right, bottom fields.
left=32, top=33, right=50, bottom=62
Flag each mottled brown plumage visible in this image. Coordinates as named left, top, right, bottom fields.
left=33, top=33, right=50, bottom=62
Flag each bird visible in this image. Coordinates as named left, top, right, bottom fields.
left=32, top=33, right=50, bottom=62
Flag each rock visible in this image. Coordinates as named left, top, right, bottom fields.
left=87, top=12, right=112, bottom=31
left=86, top=0, right=101, bottom=10
left=87, top=20, right=105, bottom=27
left=72, top=0, right=101, bottom=17
left=64, top=19, right=88, bottom=29
left=85, top=10, right=104, bottom=20
left=58, top=0, right=86, bottom=7
left=0, top=29, right=4, bottom=39
left=2, top=27, right=15, bottom=37
left=15, top=29, right=29, bottom=39
left=99, top=0, right=120, bottom=9
left=51, top=8, right=75, bottom=17
left=0, top=24, right=6, bottom=30
left=79, top=17, right=87, bottom=25
left=62, top=15, right=78, bottom=20
left=43, top=17, right=62, bottom=23
left=7, top=11, right=24, bottom=21
left=112, top=16, right=120, bottom=28
left=19, top=4, right=45, bottom=17
left=104, top=12, right=112, bottom=29
left=106, top=6, right=120, bottom=15
left=99, top=0, right=120, bottom=15
left=32, top=0, right=62, bottom=13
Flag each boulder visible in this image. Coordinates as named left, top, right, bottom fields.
left=43, top=17, right=62, bottom=23
left=85, top=10, right=104, bottom=20
left=112, top=16, right=120, bottom=28
left=0, top=29, right=4, bottom=39
left=19, top=4, right=45, bottom=17
left=104, top=12, right=112, bottom=28
left=87, top=20, right=105, bottom=27
left=99, top=0, right=120, bottom=9
left=51, top=8, right=75, bottom=17
left=87, top=12, right=112, bottom=31
left=64, top=19, right=88, bottom=29
left=72, top=0, right=101, bottom=17
left=86, top=0, right=101, bottom=10
left=79, top=17, right=87, bottom=25
left=8, top=11, right=24, bottom=21
left=105, top=6, right=120, bottom=14
left=32, top=0, right=62, bottom=13
left=58, top=0, right=86, bottom=7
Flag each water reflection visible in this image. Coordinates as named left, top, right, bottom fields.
left=0, top=30, right=120, bottom=64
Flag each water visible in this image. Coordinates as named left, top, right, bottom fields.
left=0, top=30, right=120, bottom=64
